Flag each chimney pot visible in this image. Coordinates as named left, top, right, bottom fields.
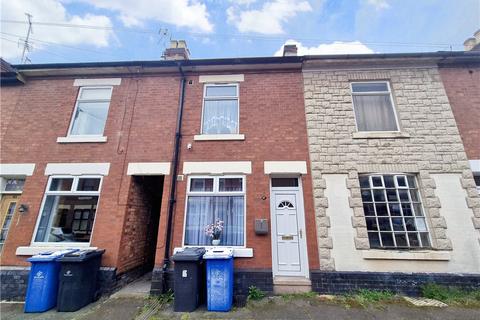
left=283, top=44, right=298, bottom=56
left=464, top=37, right=477, bottom=51
left=474, top=29, right=480, bottom=42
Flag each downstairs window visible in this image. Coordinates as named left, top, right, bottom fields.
left=33, top=176, right=102, bottom=243
left=184, top=176, right=245, bottom=246
left=360, top=174, right=431, bottom=249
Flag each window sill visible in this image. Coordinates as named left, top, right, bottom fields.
left=16, top=244, right=95, bottom=256
left=174, top=247, right=253, bottom=258
left=193, top=134, right=245, bottom=141
left=352, top=131, right=410, bottom=139
left=362, top=250, right=451, bottom=261
left=57, top=136, right=107, bottom=143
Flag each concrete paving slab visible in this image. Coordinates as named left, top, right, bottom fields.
left=0, top=296, right=144, bottom=320
left=2, top=294, right=479, bottom=320
left=112, top=273, right=152, bottom=299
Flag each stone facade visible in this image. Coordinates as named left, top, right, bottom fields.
left=303, top=64, right=480, bottom=271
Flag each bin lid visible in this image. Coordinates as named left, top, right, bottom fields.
left=172, top=247, right=206, bottom=261
left=203, top=248, right=233, bottom=259
left=57, top=249, right=105, bottom=262
left=27, top=249, right=79, bottom=262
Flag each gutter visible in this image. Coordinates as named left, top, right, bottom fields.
left=11, top=51, right=480, bottom=72
left=162, top=62, right=186, bottom=291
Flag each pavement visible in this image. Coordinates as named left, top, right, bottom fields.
left=1, top=275, right=479, bottom=320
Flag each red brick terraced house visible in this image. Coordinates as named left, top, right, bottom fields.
left=439, top=30, right=480, bottom=194
left=0, top=45, right=318, bottom=303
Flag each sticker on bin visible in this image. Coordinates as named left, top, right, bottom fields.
left=203, top=248, right=233, bottom=259
left=27, top=249, right=78, bottom=262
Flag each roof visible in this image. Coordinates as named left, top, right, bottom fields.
left=5, top=50, right=480, bottom=78
left=0, top=58, right=24, bottom=85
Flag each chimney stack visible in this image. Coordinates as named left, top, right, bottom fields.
left=163, top=40, right=190, bottom=60
left=463, top=29, right=480, bottom=51
left=283, top=44, right=298, bottom=56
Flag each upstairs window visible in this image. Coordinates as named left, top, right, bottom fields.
left=68, top=86, right=113, bottom=136
left=201, top=84, right=239, bottom=134
left=359, top=174, right=431, bottom=249
left=351, top=82, right=399, bottom=132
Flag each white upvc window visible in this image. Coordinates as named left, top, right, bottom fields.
left=67, top=86, right=113, bottom=137
left=351, top=81, right=400, bottom=132
left=201, top=83, right=239, bottom=135
left=183, top=175, right=246, bottom=247
left=32, top=175, right=102, bottom=245
left=359, top=174, right=431, bottom=249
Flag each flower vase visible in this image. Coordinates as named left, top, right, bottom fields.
left=212, top=239, right=220, bottom=246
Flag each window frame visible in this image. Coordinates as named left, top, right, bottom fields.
left=67, top=86, right=113, bottom=138
left=31, top=175, right=103, bottom=247
left=200, top=83, right=240, bottom=135
left=360, top=173, right=432, bottom=250
left=182, top=175, right=246, bottom=248
left=350, top=81, right=401, bottom=133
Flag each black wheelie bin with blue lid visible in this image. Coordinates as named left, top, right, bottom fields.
left=56, top=249, right=105, bottom=311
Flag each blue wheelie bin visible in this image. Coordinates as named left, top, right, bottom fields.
left=203, top=248, right=234, bottom=312
left=24, top=249, right=78, bottom=313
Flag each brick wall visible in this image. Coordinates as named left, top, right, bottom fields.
left=117, top=176, right=162, bottom=273
left=0, top=76, right=178, bottom=270
left=154, top=70, right=320, bottom=271
left=1, top=69, right=319, bottom=275
left=0, top=85, right=23, bottom=142
left=303, top=66, right=480, bottom=270
left=438, top=64, right=480, bottom=160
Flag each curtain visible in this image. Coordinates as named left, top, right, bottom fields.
left=353, top=95, right=398, bottom=131
left=184, top=196, right=244, bottom=246
left=202, top=100, right=238, bottom=134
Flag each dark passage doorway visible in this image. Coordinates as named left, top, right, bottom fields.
left=121, top=175, right=164, bottom=274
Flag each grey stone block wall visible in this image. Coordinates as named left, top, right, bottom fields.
left=310, top=271, right=480, bottom=296
left=150, top=267, right=273, bottom=307
left=0, top=267, right=30, bottom=301
left=303, top=66, right=480, bottom=269
left=1, top=266, right=146, bottom=301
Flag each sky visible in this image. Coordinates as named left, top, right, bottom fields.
left=0, top=0, right=479, bottom=64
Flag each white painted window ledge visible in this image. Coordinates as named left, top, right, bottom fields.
left=16, top=245, right=96, bottom=256
left=194, top=134, right=245, bottom=141
left=174, top=247, right=253, bottom=258
left=362, top=250, right=451, bottom=261
left=57, top=136, right=107, bottom=143
left=352, top=131, right=410, bottom=139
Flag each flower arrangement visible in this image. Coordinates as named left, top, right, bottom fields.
left=205, top=219, right=224, bottom=240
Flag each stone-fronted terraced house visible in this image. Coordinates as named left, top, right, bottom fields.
left=302, top=52, right=480, bottom=294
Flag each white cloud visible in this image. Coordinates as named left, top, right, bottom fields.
left=230, top=0, right=257, bottom=6
left=76, top=0, right=213, bottom=32
left=366, top=0, right=390, bottom=10
left=274, top=39, right=375, bottom=56
left=227, top=0, right=312, bottom=34
left=0, top=0, right=113, bottom=60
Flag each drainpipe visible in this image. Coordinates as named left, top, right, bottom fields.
left=162, top=63, right=186, bottom=291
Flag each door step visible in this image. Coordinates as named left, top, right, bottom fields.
left=273, top=276, right=312, bottom=294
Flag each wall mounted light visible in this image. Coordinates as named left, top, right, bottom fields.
left=18, top=204, right=29, bottom=213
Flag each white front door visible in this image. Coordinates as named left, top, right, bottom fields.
left=270, top=177, right=309, bottom=278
